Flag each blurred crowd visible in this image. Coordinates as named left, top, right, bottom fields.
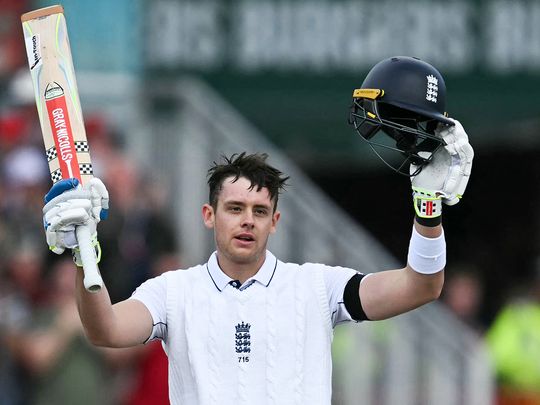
left=442, top=264, right=540, bottom=405
left=1, top=2, right=540, bottom=404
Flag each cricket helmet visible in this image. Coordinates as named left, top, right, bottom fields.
left=349, top=56, right=453, bottom=175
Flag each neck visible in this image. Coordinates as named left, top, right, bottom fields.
left=216, top=252, right=266, bottom=283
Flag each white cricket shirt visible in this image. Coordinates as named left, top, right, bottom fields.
left=131, top=250, right=360, bottom=405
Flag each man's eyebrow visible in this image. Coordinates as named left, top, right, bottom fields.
left=223, top=200, right=245, bottom=206
left=223, top=200, right=272, bottom=210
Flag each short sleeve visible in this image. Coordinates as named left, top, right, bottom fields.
left=320, top=265, right=362, bottom=327
left=130, top=273, right=168, bottom=342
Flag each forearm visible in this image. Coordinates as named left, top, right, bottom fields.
left=360, top=220, right=445, bottom=320
left=76, top=267, right=154, bottom=348
left=43, top=179, right=149, bottom=347
left=75, top=267, right=117, bottom=347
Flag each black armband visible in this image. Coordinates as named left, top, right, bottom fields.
left=343, top=273, right=370, bottom=321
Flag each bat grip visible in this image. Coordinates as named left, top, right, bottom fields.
left=75, top=225, right=103, bottom=293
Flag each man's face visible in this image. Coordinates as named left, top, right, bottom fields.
left=202, top=176, right=280, bottom=268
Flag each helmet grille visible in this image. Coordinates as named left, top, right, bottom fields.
left=349, top=99, right=446, bottom=176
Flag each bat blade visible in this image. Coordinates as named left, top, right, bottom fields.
left=22, top=5, right=102, bottom=292
left=21, top=5, right=93, bottom=185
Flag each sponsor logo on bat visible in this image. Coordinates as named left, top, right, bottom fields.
left=44, top=82, right=65, bottom=100
left=44, top=82, right=81, bottom=180
left=24, top=34, right=43, bottom=70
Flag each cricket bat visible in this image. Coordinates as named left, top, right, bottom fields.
left=21, top=5, right=103, bottom=292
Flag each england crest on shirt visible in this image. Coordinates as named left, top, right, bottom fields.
left=235, top=321, right=251, bottom=354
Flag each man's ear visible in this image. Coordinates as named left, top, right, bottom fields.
left=270, top=210, right=281, bottom=234
left=202, top=204, right=215, bottom=229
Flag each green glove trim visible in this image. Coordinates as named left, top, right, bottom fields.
left=72, top=234, right=101, bottom=267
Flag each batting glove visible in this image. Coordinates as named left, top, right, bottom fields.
left=411, top=119, right=474, bottom=220
left=43, top=178, right=109, bottom=265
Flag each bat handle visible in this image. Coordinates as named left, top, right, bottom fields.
left=75, top=225, right=103, bottom=293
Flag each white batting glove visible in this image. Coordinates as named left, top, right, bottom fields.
left=411, top=119, right=474, bottom=219
left=43, top=178, right=109, bottom=264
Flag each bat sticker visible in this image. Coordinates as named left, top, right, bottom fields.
left=25, top=34, right=42, bottom=70
left=45, top=82, right=81, bottom=180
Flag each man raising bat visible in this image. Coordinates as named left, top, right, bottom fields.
left=42, top=56, right=473, bottom=404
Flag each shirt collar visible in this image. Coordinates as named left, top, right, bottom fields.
left=206, top=250, right=278, bottom=292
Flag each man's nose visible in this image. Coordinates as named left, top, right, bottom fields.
left=241, top=211, right=254, bottom=228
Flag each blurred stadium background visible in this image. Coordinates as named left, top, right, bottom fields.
left=2, top=0, right=540, bottom=404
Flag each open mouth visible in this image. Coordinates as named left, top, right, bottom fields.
left=235, top=234, right=255, bottom=242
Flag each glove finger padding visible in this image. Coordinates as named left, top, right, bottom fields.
left=45, top=202, right=95, bottom=250
left=45, top=200, right=92, bottom=230
left=411, top=118, right=473, bottom=208
left=42, top=177, right=109, bottom=256
left=43, top=188, right=91, bottom=220
left=45, top=229, right=65, bottom=254
left=88, top=178, right=109, bottom=221
left=43, top=178, right=109, bottom=224
left=439, top=119, right=474, bottom=205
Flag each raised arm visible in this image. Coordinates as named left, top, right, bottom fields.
left=359, top=221, right=444, bottom=320
left=43, top=178, right=153, bottom=348
left=359, top=119, right=473, bottom=321
left=75, top=269, right=153, bottom=347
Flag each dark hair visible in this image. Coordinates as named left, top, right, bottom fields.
left=207, top=152, right=289, bottom=211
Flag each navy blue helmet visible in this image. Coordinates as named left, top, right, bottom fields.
left=349, top=56, right=453, bottom=175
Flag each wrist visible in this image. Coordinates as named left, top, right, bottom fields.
left=407, top=226, right=446, bottom=274
left=412, top=187, right=442, bottom=223
left=414, top=219, right=443, bottom=238
left=415, top=215, right=442, bottom=227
